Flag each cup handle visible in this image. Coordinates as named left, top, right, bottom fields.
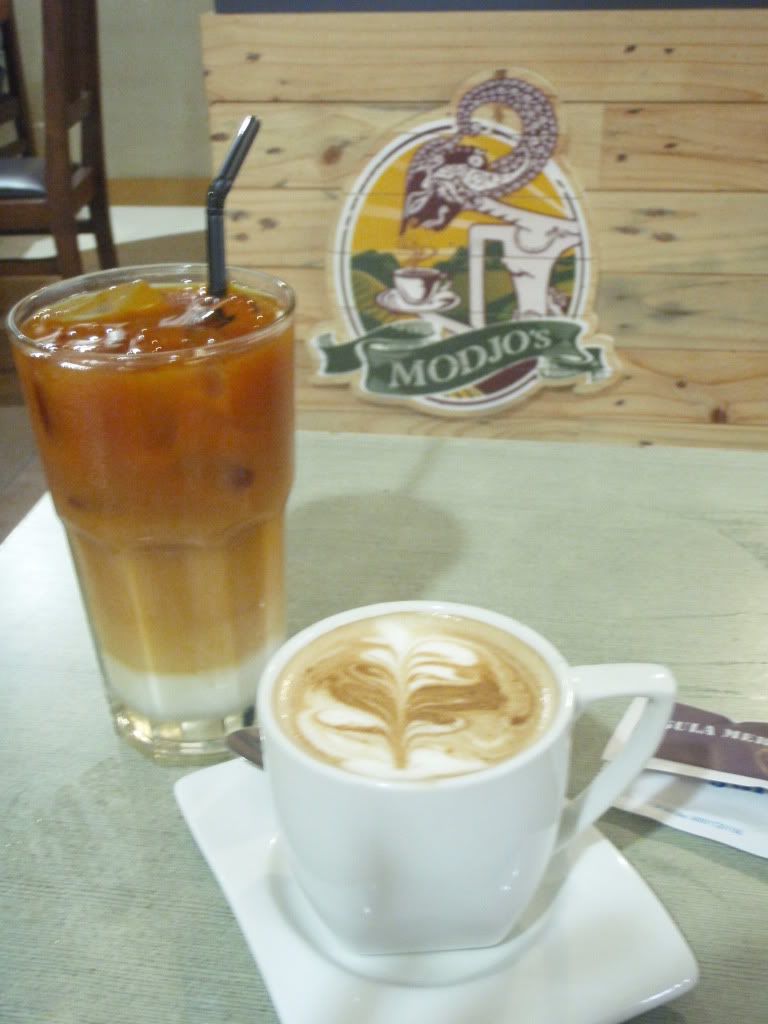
left=555, top=663, right=675, bottom=851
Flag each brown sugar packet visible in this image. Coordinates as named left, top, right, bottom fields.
left=604, top=702, right=767, bottom=857
left=658, top=703, right=768, bottom=783
left=605, top=701, right=768, bottom=789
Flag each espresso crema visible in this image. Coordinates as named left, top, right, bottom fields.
left=273, top=612, right=558, bottom=781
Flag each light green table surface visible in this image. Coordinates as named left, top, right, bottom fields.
left=1, top=431, right=766, bottom=1023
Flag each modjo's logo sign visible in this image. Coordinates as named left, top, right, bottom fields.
left=309, top=70, right=618, bottom=416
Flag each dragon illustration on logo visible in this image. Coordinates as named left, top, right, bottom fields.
left=310, top=71, right=617, bottom=416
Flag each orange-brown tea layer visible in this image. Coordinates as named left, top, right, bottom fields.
left=14, top=281, right=294, bottom=675
left=69, top=516, right=284, bottom=674
left=16, top=281, right=293, bottom=544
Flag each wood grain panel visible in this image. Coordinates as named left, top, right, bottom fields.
left=293, top=342, right=768, bottom=443
left=600, top=104, right=768, bottom=190
left=208, top=101, right=604, bottom=190
left=201, top=11, right=768, bottom=103
left=261, top=266, right=768, bottom=354
left=591, top=192, right=768, bottom=273
left=294, top=403, right=768, bottom=450
left=225, top=190, right=768, bottom=274
left=271, top=268, right=768, bottom=439
left=210, top=101, right=767, bottom=194
left=202, top=10, right=768, bottom=50
left=202, top=9, right=768, bottom=450
left=597, top=274, right=768, bottom=352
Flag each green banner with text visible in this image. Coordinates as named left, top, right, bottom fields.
left=312, top=318, right=609, bottom=397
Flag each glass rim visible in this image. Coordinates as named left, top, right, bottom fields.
left=6, top=262, right=295, bottom=366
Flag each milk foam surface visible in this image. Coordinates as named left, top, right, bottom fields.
left=276, top=613, right=557, bottom=781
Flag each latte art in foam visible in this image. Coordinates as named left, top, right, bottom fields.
left=274, top=613, right=558, bottom=781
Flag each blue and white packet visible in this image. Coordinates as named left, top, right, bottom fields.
left=604, top=701, right=768, bottom=859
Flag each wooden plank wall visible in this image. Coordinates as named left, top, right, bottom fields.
left=201, top=10, right=768, bottom=449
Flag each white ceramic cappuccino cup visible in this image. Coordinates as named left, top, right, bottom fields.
left=256, top=601, right=675, bottom=955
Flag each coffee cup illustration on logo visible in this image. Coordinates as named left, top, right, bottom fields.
left=392, top=267, right=449, bottom=306
left=309, top=69, right=618, bottom=417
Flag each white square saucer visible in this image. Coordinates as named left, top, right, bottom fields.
left=175, top=759, right=698, bottom=1024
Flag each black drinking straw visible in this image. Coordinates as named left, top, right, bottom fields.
left=206, top=115, right=261, bottom=299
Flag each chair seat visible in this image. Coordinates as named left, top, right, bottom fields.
left=0, top=157, right=46, bottom=199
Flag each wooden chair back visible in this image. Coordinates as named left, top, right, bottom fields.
left=0, top=0, right=35, bottom=157
left=43, top=0, right=105, bottom=187
left=0, top=0, right=116, bottom=277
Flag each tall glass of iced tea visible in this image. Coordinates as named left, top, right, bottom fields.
left=8, top=264, right=294, bottom=763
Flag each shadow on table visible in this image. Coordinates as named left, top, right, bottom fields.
left=631, top=1010, right=687, bottom=1024
left=286, top=488, right=465, bottom=631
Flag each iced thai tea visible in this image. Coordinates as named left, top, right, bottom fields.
left=9, top=264, right=294, bottom=762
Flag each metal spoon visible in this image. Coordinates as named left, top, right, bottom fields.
left=226, top=726, right=264, bottom=768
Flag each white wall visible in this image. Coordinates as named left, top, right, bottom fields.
left=16, top=0, right=213, bottom=179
